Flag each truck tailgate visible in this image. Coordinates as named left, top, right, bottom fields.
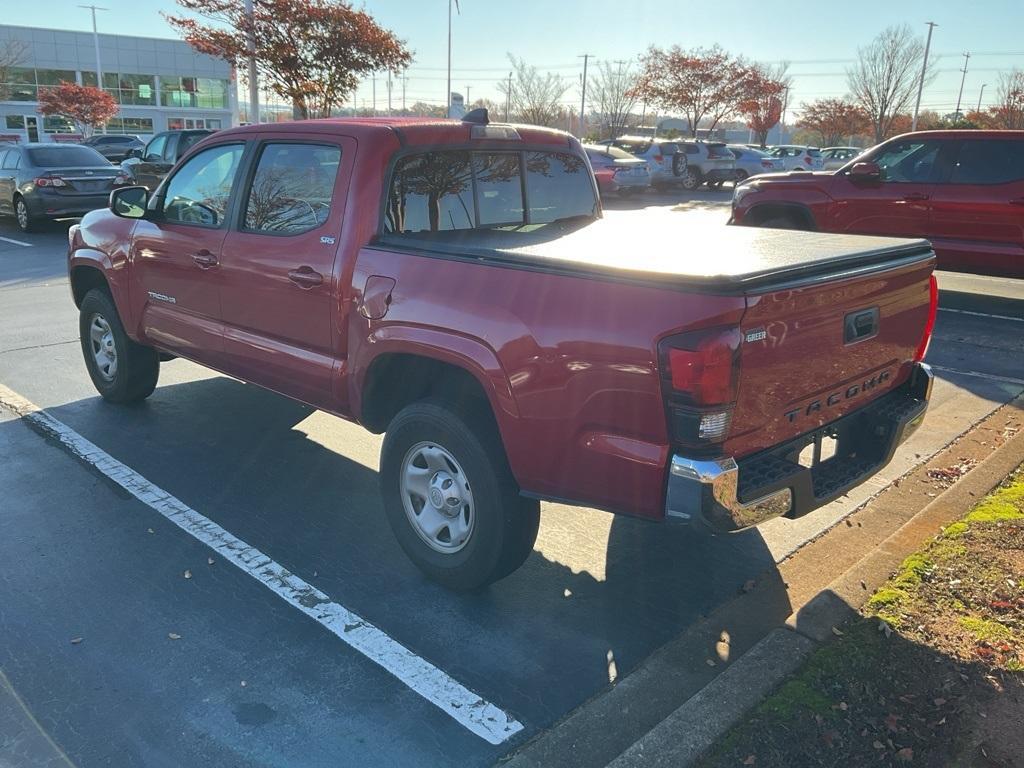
left=724, top=252, right=935, bottom=458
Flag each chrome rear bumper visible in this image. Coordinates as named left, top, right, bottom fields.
left=665, top=363, right=933, bottom=533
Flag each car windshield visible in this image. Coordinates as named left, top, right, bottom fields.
left=27, top=146, right=109, bottom=167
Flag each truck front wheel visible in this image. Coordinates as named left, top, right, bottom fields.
left=380, top=399, right=540, bottom=591
left=79, top=288, right=160, bottom=403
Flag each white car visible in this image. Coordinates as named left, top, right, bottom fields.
left=768, top=145, right=824, bottom=171
left=821, top=146, right=864, bottom=171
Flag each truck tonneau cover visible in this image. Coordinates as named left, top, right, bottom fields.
left=378, top=210, right=934, bottom=292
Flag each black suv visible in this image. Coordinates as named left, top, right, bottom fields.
left=118, top=129, right=214, bottom=191
left=80, top=134, right=144, bottom=163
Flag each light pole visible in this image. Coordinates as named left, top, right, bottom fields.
left=465, top=85, right=470, bottom=107
left=977, top=83, right=987, bottom=113
left=387, top=72, right=393, bottom=116
left=578, top=53, right=591, bottom=138
left=505, top=71, right=511, bottom=121
left=911, top=21, right=937, bottom=131
left=242, top=0, right=259, bottom=123
left=954, top=52, right=971, bottom=118
left=78, top=5, right=107, bottom=88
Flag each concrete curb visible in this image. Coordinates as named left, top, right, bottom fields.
left=606, top=629, right=816, bottom=768
left=786, top=414, right=1024, bottom=643
left=603, top=397, right=1024, bottom=767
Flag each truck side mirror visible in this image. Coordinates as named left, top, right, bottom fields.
left=849, top=161, right=881, bottom=180
left=110, top=186, right=149, bottom=219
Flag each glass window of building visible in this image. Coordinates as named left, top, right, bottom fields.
left=161, top=76, right=229, bottom=109
left=3, top=67, right=39, bottom=101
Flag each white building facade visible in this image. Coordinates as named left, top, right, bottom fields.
left=0, top=24, right=236, bottom=142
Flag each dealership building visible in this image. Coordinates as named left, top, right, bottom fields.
left=0, top=23, right=236, bottom=142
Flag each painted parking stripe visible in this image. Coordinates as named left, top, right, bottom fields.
left=938, top=307, right=1024, bottom=324
left=0, top=383, right=524, bottom=745
left=0, top=235, right=33, bottom=247
left=932, top=365, right=1024, bottom=387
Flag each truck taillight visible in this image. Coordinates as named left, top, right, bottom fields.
left=659, top=327, right=742, bottom=446
left=914, top=274, right=939, bottom=363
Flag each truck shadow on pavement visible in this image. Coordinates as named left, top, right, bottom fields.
left=37, top=373, right=791, bottom=733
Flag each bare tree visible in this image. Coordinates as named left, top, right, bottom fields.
left=993, top=69, right=1024, bottom=129
left=497, top=55, right=570, bottom=127
left=0, top=39, right=29, bottom=102
left=587, top=60, right=638, bottom=139
left=847, top=25, right=936, bottom=142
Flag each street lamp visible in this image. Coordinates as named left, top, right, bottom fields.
left=78, top=5, right=107, bottom=87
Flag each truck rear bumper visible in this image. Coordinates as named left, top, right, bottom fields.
left=665, top=363, right=933, bottom=532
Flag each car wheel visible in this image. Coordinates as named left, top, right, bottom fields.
left=680, top=168, right=702, bottom=190
left=758, top=216, right=802, bottom=230
left=735, top=169, right=749, bottom=181
left=79, top=288, right=160, bottom=403
left=708, top=181, right=724, bottom=189
left=381, top=398, right=540, bottom=591
left=14, top=196, right=37, bottom=233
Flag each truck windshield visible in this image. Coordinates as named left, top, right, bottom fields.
left=383, top=149, right=597, bottom=238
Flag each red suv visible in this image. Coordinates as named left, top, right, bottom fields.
left=730, top=130, right=1024, bottom=277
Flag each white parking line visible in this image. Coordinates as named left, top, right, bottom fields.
left=932, top=365, right=1024, bottom=387
left=0, top=383, right=524, bottom=746
left=0, top=235, right=32, bottom=247
left=938, top=307, right=1024, bottom=323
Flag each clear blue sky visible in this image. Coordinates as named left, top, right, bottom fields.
left=5, top=0, right=1024, bottom=117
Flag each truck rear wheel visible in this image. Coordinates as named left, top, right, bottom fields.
left=79, top=288, right=160, bottom=403
left=380, top=398, right=540, bottom=591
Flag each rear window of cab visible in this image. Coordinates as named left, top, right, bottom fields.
left=383, top=149, right=597, bottom=238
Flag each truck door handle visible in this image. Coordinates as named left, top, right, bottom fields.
left=902, top=193, right=930, bottom=201
left=1010, top=197, right=1024, bottom=206
left=192, top=250, right=218, bottom=268
left=288, top=266, right=323, bottom=288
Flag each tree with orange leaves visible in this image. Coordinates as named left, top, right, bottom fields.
left=738, top=63, right=790, bottom=148
left=37, top=82, right=118, bottom=138
left=797, top=98, right=870, bottom=146
left=165, top=0, right=411, bottom=120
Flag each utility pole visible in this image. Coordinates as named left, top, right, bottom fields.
left=911, top=21, right=937, bottom=131
left=465, top=85, right=470, bottom=107
left=977, top=83, right=987, bottom=113
left=505, top=71, right=512, bottom=121
left=371, top=75, right=376, bottom=116
left=578, top=53, right=591, bottom=138
left=447, top=0, right=461, bottom=117
left=78, top=5, right=107, bottom=90
left=955, top=52, right=971, bottom=118
left=402, top=75, right=407, bottom=113
left=779, top=86, right=789, bottom=143
left=387, top=72, right=393, bottom=116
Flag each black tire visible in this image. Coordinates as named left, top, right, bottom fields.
left=734, top=169, right=749, bottom=182
left=14, top=196, right=38, bottom=233
left=707, top=181, right=724, bottom=190
left=758, top=216, right=802, bottom=230
left=380, top=398, right=540, bottom=591
left=680, top=167, right=702, bottom=190
left=79, top=288, right=160, bottom=403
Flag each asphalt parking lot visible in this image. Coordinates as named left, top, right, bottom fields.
left=1, top=197, right=1023, bottom=768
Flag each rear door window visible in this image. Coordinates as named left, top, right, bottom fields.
left=950, top=140, right=1024, bottom=185
left=384, top=149, right=596, bottom=235
left=162, top=143, right=244, bottom=227
left=243, top=143, right=341, bottom=234
left=144, top=134, right=167, bottom=162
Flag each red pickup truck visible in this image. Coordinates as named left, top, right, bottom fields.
left=730, top=130, right=1024, bottom=278
left=68, top=112, right=938, bottom=590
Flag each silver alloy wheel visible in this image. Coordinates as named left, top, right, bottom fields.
left=89, top=313, right=118, bottom=381
left=15, top=199, right=29, bottom=230
left=400, top=441, right=475, bottom=554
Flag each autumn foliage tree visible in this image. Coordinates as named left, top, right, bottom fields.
left=992, top=69, right=1024, bottom=129
left=738, top=63, right=790, bottom=148
left=165, top=0, right=412, bottom=119
left=37, top=82, right=118, bottom=137
left=634, top=45, right=753, bottom=136
left=797, top=98, right=869, bottom=146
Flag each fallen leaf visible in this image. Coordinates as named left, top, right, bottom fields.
left=705, top=658, right=716, bottom=667
left=168, top=632, right=181, bottom=640
left=742, top=579, right=756, bottom=593
left=240, top=680, right=247, bottom=687
left=839, top=701, right=848, bottom=711
left=147, top=528, right=155, bottom=534
left=831, top=626, right=844, bottom=637
left=933, top=698, right=946, bottom=707
left=183, top=570, right=192, bottom=579
left=70, top=637, right=83, bottom=645
left=873, top=740, right=885, bottom=750
left=821, top=730, right=838, bottom=747
left=207, top=557, right=215, bottom=566
left=742, top=756, right=756, bottom=766
left=897, top=747, right=914, bottom=762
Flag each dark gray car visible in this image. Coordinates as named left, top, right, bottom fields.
left=80, top=134, right=145, bottom=163
left=0, top=143, right=119, bottom=232
left=119, top=129, right=214, bottom=191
